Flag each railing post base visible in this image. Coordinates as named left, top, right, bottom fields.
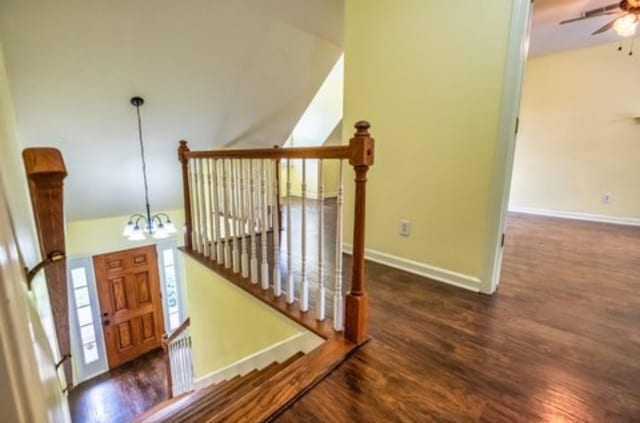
left=345, top=292, right=369, bottom=344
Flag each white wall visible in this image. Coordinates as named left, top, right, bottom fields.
left=510, top=42, right=640, bottom=222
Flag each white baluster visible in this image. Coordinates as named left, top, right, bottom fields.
left=260, top=160, right=269, bottom=290
left=286, top=159, right=294, bottom=303
left=207, top=159, right=217, bottom=263
left=316, top=159, right=326, bottom=321
left=240, top=159, right=249, bottom=278
left=272, top=160, right=282, bottom=297
left=231, top=160, right=240, bottom=273
left=212, top=159, right=222, bottom=264
left=169, top=343, right=176, bottom=396
left=300, top=159, right=309, bottom=312
left=181, top=338, right=187, bottom=394
left=187, top=335, right=193, bottom=391
left=202, top=159, right=211, bottom=258
left=190, top=160, right=200, bottom=252
left=333, top=160, right=345, bottom=331
left=223, top=159, right=231, bottom=268
left=197, top=159, right=207, bottom=255
left=249, top=160, right=258, bottom=283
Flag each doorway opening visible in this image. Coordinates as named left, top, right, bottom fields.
left=67, top=241, right=187, bottom=384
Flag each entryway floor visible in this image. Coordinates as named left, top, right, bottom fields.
left=68, top=348, right=167, bottom=423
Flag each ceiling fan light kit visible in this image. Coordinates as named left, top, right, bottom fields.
left=560, top=0, right=640, bottom=55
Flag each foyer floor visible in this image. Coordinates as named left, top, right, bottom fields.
left=277, top=213, right=640, bottom=422
left=68, top=349, right=167, bottom=423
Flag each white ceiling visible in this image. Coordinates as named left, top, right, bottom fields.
left=0, top=0, right=343, bottom=221
left=530, top=0, right=625, bottom=56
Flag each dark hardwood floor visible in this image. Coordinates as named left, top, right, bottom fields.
left=276, top=213, right=640, bottom=422
left=68, top=349, right=167, bottom=423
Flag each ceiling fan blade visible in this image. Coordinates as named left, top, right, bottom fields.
left=560, top=11, right=618, bottom=25
left=560, top=3, right=621, bottom=25
left=592, top=16, right=619, bottom=35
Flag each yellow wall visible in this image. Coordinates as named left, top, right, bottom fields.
left=0, top=41, right=70, bottom=421
left=66, top=208, right=185, bottom=257
left=343, top=0, right=515, bottom=290
left=182, top=255, right=305, bottom=378
left=510, top=42, right=640, bottom=219
left=0, top=43, right=40, bottom=268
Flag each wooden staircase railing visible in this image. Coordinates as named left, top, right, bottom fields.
left=163, top=317, right=194, bottom=398
left=177, top=121, right=374, bottom=344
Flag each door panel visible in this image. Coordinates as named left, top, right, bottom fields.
left=93, top=245, right=165, bottom=369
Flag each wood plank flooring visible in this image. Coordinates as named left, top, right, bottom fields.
left=276, top=213, right=640, bottom=422
left=68, top=349, right=167, bottom=423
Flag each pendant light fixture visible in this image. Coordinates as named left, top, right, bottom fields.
left=122, top=96, right=176, bottom=240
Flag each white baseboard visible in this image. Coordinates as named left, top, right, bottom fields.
left=193, top=331, right=322, bottom=390
left=342, top=243, right=481, bottom=292
left=508, top=206, right=640, bottom=227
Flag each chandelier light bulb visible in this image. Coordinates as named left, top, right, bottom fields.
left=614, top=14, right=638, bottom=37
left=152, top=223, right=169, bottom=239
left=128, top=225, right=146, bottom=241
left=122, top=220, right=135, bottom=236
left=164, top=220, right=177, bottom=234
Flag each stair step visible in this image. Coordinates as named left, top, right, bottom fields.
left=134, top=351, right=309, bottom=423
left=172, top=369, right=263, bottom=423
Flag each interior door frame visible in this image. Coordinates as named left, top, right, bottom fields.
left=66, top=256, right=109, bottom=383
left=482, top=0, right=534, bottom=294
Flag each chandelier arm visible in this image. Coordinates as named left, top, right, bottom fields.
left=153, top=212, right=171, bottom=221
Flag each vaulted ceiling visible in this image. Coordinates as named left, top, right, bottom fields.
left=0, top=0, right=343, bottom=220
left=531, top=0, right=626, bottom=56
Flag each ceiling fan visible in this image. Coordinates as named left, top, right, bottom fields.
left=560, top=0, right=640, bottom=37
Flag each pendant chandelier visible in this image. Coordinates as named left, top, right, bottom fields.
left=122, top=96, right=176, bottom=241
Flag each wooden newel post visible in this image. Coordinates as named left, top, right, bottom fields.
left=22, top=147, right=73, bottom=388
left=345, top=121, right=375, bottom=344
left=178, top=140, right=192, bottom=250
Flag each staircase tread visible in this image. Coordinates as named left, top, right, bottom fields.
left=173, top=368, right=264, bottom=422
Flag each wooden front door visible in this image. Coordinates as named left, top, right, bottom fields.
left=93, top=245, right=165, bottom=369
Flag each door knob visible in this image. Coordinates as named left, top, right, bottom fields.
left=103, top=319, right=110, bottom=326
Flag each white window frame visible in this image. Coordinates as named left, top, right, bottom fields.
left=67, top=256, right=108, bottom=383
left=156, top=239, right=187, bottom=332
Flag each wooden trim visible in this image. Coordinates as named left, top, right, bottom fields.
left=345, top=122, right=374, bottom=345
left=178, top=141, right=193, bottom=250
left=177, top=120, right=376, bottom=346
left=163, top=317, right=191, bottom=345
left=22, top=147, right=72, bottom=387
left=187, top=145, right=352, bottom=160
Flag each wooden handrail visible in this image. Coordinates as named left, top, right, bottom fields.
left=185, top=145, right=352, bottom=160
left=22, top=147, right=72, bottom=387
left=163, top=317, right=191, bottom=345
left=177, top=121, right=375, bottom=345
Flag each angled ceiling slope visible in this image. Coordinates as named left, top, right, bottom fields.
left=0, top=0, right=343, bottom=220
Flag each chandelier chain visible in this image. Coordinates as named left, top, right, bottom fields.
left=135, top=103, right=151, bottom=219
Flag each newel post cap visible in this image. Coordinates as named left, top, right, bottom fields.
left=178, top=140, right=190, bottom=163
left=349, top=121, right=375, bottom=167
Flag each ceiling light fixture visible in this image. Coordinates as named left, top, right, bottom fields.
left=613, top=13, right=639, bottom=37
left=122, top=96, right=176, bottom=241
